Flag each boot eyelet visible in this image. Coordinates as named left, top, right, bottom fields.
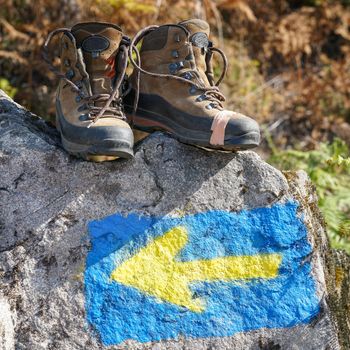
left=171, top=50, right=179, bottom=58
left=169, top=61, right=185, bottom=74
left=205, top=103, right=214, bottom=110
left=79, top=114, right=90, bottom=121
left=189, top=86, right=197, bottom=95
left=169, top=63, right=178, bottom=74
left=75, top=95, right=82, bottom=102
left=196, top=95, right=206, bottom=102
left=182, top=72, right=192, bottom=80
left=64, top=59, right=70, bottom=67
left=65, top=69, right=75, bottom=79
left=78, top=104, right=87, bottom=112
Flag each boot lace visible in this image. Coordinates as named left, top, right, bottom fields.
left=43, top=28, right=129, bottom=126
left=128, top=24, right=228, bottom=118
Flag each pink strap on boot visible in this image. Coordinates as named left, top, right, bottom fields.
left=210, top=110, right=231, bottom=145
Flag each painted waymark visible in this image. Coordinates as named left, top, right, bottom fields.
left=111, top=226, right=282, bottom=312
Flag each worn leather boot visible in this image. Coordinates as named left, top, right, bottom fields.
left=43, top=22, right=134, bottom=161
left=125, top=19, right=260, bottom=151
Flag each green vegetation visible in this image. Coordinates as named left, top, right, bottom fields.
left=105, top=0, right=157, bottom=12
left=268, top=136, right=350, bottom=253
left=0, top=78, right=17, bottom=98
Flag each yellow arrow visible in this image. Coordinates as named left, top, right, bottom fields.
left=110, top=226, right=282, bottom=312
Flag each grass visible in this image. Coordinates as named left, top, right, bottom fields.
left=267, top=135, right=350, bottom=253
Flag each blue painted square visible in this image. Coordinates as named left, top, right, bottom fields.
left=85, top=202, right=320, bottom=345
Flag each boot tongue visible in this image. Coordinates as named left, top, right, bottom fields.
left=71, top=22, right=123, bottom=96
left=178, top=19, right=211, bottom=86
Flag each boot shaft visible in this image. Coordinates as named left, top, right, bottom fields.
left=138, top=19, right=212, bottom=86
left=59, top=22, right=126, bottom=97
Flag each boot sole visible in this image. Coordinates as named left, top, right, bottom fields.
left=126, top=108, right=260, bottom=151
left=60, top=134, right=134, bottom=161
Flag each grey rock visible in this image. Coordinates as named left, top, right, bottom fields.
left=0, top=90, right=348, bottom=349
left=0, top=295, right=15, bottom=350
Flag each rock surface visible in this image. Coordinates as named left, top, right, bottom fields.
left=0, top=90, right=349, bottom=349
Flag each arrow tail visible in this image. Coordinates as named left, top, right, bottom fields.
left=179, top=254, right=282, bottom=282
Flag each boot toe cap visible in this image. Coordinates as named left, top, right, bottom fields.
left=59, top=116, right=134, bottom=147
left=224, top=113, right=261, bottom=147
left=227, top=113, right=260, bottom=135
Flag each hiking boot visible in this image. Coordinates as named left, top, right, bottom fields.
left=124, top=19, right=260, bottom=151
left=43, top=22, right=134, bottom=161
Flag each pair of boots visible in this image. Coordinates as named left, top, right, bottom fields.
left=43, top=19, right=260, bottom=162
